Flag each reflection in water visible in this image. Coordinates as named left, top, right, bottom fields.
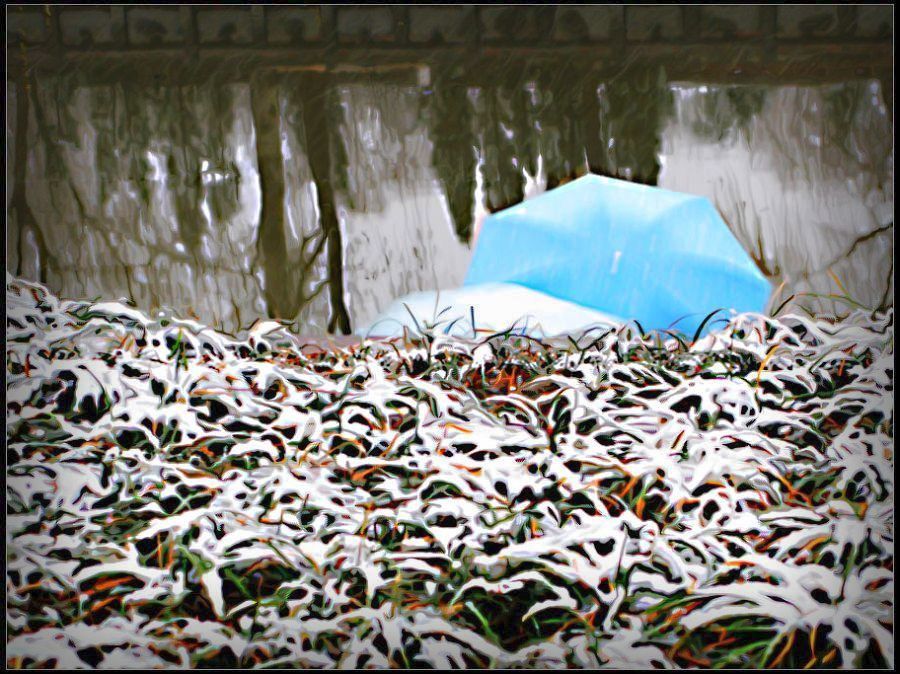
left=659, top=82, right=893, bottom=317
left=335, top=85, right=473, bottom=331
left=6, top=75, right=893, bottom=334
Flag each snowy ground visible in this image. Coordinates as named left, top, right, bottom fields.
left=6, top=275, right=894, bottom=669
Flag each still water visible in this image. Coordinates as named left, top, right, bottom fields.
left=7, top=75, right=893, bottom=334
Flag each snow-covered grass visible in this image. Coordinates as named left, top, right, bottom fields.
left=6, top=274, right=893, bottom=669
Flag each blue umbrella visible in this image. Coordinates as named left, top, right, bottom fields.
left=464, top=174, right=771, bottom=338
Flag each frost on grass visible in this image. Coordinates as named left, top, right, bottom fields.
left=6, top=273, right=894, bottom=669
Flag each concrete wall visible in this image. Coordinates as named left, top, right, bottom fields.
left=8, top=6, right=893, bottom=53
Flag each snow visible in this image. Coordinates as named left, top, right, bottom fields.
left=357, top=282, right=624, bottom=339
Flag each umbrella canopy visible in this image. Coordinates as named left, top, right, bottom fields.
left=464, top=173, right=771, bottom=337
